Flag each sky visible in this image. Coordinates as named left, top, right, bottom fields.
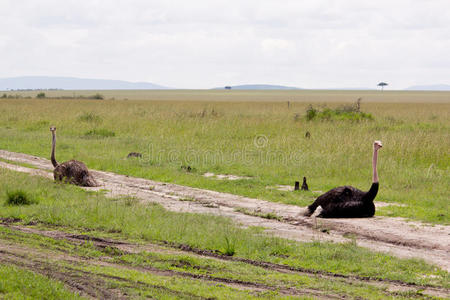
left=0, top=0, right=449, bottom=89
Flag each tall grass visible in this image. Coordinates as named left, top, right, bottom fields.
left=0, top=91, right=448, bottom=224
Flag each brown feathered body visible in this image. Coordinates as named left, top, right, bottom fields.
left=127, top=152, right=142, bottom=158
left=304, top=183, right=378, bottom=218
left=50, top=127, right=98, bottom=187
left=53, top=160, right=98, bottom=187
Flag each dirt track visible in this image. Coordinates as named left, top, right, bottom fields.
left=0, top=149, right=449, bottom=272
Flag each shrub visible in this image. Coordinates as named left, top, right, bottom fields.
left=306, top=105, right=318, bottom=121
left=36, top=92, right=46, bottom=99
left=91, top=93, right=104, bottom=100
left=1, top=94, right=6, bottom=98
left=84, top=128, right=115, bottom=138
left=305, top=99, right=373, bottom=121
left=5, top=190, right=36, bottom=206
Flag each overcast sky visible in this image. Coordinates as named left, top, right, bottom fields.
left=0, top=0, right=449, bottom=89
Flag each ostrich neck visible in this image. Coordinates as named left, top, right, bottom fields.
left=372, top=148, right=379, bottom=183
left=51, top=131, right=58, bottom=167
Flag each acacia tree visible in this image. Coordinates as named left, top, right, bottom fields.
left=377, top=82, right=388, bottom=91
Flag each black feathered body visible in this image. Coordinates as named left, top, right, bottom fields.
left=306, top=183, right=378, bottom=218
left=53, top=160, right=98, bottom=187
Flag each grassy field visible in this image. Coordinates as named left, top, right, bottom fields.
left=0, top=90, right=448, bottom=224
left=0, top=168, right=448, bottom=299
left=4, top=89, right=450, bottom=102
left=0, top=90, right=449, bottom=298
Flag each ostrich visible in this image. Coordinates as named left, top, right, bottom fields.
left=304, top=141, right=382, bottom=218
left=50, top=126, right=98, bottom=187
left=127, top=152, right=142, bottom=158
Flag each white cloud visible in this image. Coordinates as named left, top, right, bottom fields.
left=0, top=0, right=449, bottom=88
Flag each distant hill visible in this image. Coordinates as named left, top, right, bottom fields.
left=406, top=84, right=450, bottom=91
left=0, top=76, right=168, bottom=90
left=214, top=84, right=301, bottom=90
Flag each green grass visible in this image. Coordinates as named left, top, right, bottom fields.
left=5, top=190, right=36, bottom=206
left=0, top=168, right=447, bottom=288
left=0, top=264, right=83, bottom=299
left=0, top=225, right=416, bottom=299
left=0, top=91, right=448, bottom=224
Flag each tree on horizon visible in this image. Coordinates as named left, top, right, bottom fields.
left=377, top=82, right=388, bottom=91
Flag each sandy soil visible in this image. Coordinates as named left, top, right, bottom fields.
left=203, top=172, right=252, bottom=180
left=0, top=149, right=449, bottom=272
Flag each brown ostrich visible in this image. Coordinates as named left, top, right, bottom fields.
left=127, top=152, right=142, bottom=158
left=304, top=141, right=382, bottom=218
left=50, top=126, right=98, bottom=187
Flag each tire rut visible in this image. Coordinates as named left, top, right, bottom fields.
left=0, top=224, right=341, bottom=299
left=0, top=249, right=124, bottom=299
left=2, top=221, right=448, bottom=298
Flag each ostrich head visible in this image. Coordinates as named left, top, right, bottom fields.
left=50, top=126, right=56, bottom=132
left=373, top=140, right=382, bottom=151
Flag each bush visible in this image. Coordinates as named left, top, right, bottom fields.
left=306, top=105, right=318, bottom=121
left=84, top=128, right=115, bottom=138
left=5, top=190, right=36, bottom=206
left=36, top=92, right=46, bottom=99
left=305, top=98, right=373, bottom=121
left=91, top=93, right=104, bottom=100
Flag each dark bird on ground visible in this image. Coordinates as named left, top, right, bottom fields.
left=50, top=126, right=98, bottom=187
left=301, top=177, right=309, bottom=191
left=305, top=131, right=311, bottom=139
left=181, top=165, right=192, bottom=172
left=304, top=141, right=382, bottom=218
left=127, top=152, right=142, bottom=158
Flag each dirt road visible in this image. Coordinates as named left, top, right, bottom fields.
left=0, top=149, right=449, bottom=272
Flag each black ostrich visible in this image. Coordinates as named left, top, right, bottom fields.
left=304, top=141, right=382, bottom=218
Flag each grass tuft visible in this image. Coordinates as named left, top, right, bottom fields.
left=222, top=236, right=236, bottom=256
left=5, top=190, right=36, bottom=206
left=83, top=128, right=115, bottom=138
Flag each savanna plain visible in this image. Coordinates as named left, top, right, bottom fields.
left=0, top=90, right=448, bottom=299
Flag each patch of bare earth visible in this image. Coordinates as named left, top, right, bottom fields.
left=203, top=172, right=251, bottom=180
left=0, top=149, right=449, bottom=275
